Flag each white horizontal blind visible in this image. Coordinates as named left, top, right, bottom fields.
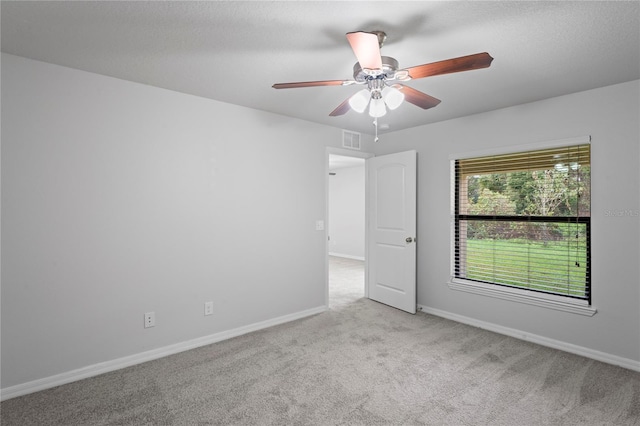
left=454, top=144, right=591, bottom=301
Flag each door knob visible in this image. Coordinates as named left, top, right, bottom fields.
left=406, top=237, right=413, bottom=243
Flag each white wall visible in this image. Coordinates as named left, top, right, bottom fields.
left=374, top=80, right=640, bottom=366
left=0, top=53, right=373, bottom=393
left=328, top=165, right=365, bottom=259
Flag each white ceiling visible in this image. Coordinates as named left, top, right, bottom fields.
left=2, top=1, right=638, bottom=135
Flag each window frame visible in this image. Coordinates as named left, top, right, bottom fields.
left=448, top=136, right=597, bottom=316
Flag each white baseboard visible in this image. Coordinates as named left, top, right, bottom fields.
left=418, top=304, right=640, bottom=373
left=1, top=305, right=327, bottom=402
left=328, top=252, right=365, bottom=261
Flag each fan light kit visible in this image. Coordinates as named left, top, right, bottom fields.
left=273, top=30, right=493, bottom=141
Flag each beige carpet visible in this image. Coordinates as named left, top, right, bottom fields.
left=2, top=257, right=639, bottom=425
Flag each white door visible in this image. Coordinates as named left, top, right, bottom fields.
left=367, top=150, right=417, bottom=313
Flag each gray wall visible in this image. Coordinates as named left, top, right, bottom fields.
left=329, top=165, right=365, bottom=259
left=0, top=54, right=373, bottom=391
left=374, top=80, right=640, bottom=365
left=2, top=52, right=638, bottom=395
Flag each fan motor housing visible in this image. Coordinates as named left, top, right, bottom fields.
left=353, top=56, right=399, bottom=82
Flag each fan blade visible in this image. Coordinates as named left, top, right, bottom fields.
left=397, top=85, right=441, bottom=109
left=346, top=31, right=382, bottom=70
left=272, top=80, right=346, bottom=89
left=405, top=52, right=493, bottom=80
left=329, top=97, right=352, bottom=116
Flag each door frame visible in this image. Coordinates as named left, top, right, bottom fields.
left=325, top=147, right=374, bottom=308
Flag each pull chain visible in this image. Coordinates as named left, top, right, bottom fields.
left=374, top=117, right=379, bottom=142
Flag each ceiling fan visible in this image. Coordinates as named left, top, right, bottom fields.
left=273, top=31, right=493, bottom=134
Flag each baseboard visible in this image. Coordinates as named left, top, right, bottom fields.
left=418, top=304, right=640, bottom=373
left=328, top=252, right=365, bottom=261
left=1, top=305, right=327, bottom=401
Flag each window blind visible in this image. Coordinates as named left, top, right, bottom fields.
left=457, top=145, right=591, bottom=176
left=454, top=144, right=591, bottom=301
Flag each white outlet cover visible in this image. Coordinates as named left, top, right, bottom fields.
left=204, top=302, right=213, bottom=316
left=144, top=312, right=155, bottom=328
left=315, top=220, right=324, bottom=231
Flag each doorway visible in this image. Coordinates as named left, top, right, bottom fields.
left=326, top=150, right=370, bottom=308
left=325, top=148, right=418, bottom=313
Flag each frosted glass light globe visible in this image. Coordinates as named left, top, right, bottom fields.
left=348, top=89, right=370, bottom=113
left=368, top=97, right=387, bottom=117
left=382, top=86, right=404, bottom=110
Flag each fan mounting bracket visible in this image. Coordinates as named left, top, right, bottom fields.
left=370, top=30, right=387, bottom=48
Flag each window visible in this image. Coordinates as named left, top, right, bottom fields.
left=451, top=141, right=593, bottom=312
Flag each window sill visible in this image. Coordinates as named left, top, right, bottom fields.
left=447, top=278, right=597, bottom=316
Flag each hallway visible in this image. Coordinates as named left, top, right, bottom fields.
left=328, top=255, right=364, bottom=308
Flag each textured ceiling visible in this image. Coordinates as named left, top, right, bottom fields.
left=2, top=1, right=639, bottom=135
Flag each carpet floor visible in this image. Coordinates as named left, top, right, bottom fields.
left=1, top=257, right=639, bottom=425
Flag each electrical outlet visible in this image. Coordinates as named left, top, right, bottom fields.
left=204, top=301, right=213, bottom=316
left=144, top=312, right=155, bottom=328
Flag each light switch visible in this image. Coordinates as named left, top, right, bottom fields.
left=315, top=220, right=325, bottom=231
